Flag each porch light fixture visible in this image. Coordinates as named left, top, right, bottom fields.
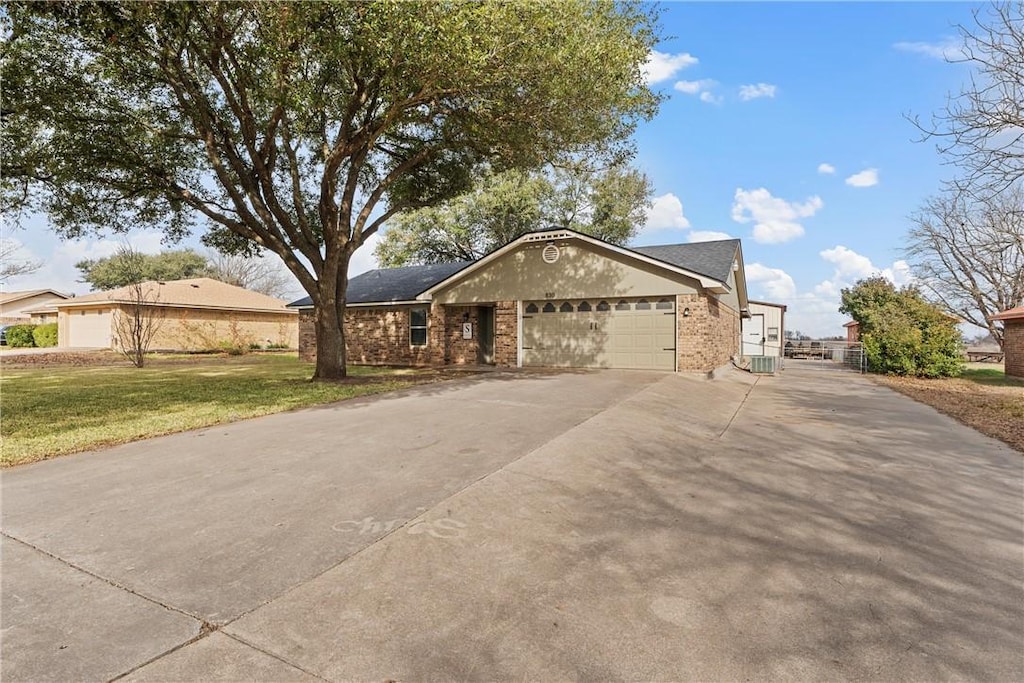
left=682, top=307, right=691, bottom=317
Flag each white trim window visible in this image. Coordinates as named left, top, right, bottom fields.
left=410, top=306, right=428, bottom=346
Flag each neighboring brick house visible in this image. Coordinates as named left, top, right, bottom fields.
left=290, top=229, right=751, bottom=373
left=990, top=306, right=1024, bottom=379
left=52, top=278, right=298, bottom=350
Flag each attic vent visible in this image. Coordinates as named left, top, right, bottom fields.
left=542, top=243, right=560, bottom=264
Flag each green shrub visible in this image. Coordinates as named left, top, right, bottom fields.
left=32, top=323, right=58, bottom=347
left=5, top=324, right=37, bottom=347
left=840, top=277, right=963, bottom=378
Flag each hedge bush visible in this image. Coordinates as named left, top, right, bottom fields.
left=5, top=324, right=37, bottom=348
left=32, top=323, right=58, bottom=347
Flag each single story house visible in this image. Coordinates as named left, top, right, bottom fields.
left=741, top=300, right=786, bottom=357
left=990, top=306, right=1024, bottom=379
left=0, top=289, right=70, bottom=324
left=290, top=228, right=750, bottom=373
left=52, top=278, right=298, bottom=350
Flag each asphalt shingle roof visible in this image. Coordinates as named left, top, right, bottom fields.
left=288, top=261, right=473, bottom=308
left=288, top=237, right=740, bottom=308
left=65, top=278, right=295, bottom=313
left=631, top=239, right=740, bottom=283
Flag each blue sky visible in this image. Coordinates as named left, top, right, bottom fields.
left=2, top=2, right=983, bottom=337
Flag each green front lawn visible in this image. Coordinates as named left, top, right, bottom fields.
left=1, top=354, right=438, bottom=467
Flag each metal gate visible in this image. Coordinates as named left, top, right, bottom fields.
left=783, top=341, right=866, bottom=373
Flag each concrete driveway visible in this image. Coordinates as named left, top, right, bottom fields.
left=2, top=367, right=1021, bottom=681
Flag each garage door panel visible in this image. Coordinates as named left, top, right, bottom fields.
left=523, top=298, right=675, bottom=371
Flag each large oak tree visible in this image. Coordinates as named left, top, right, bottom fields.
left=2, top=1, right=659, bottom=378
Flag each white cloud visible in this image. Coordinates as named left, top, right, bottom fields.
left=730, top=187, right=823, bottom=244
left=893, top=38, right=964, bottom=61
left=738, top=83, right=777, bottom=101
left=2, top=230, right=167, bottom=294
left=817, top=163, right=836, bottom=175
left=674, top=79, right=721, bottom=104
left=746, top=263, right=796, bottom=300
left=349, top=230, right=381, bottom=277
left=687, top=230, right=732, bottom=243
left=845, top=168, right=879, bottom=187
left=644, top=51, right=699, bottom=84
left=643, top=193, right=691, bottom=232
left=673, top=79, right=715, bottom=95
left=787, top=245, right=916, bottom=335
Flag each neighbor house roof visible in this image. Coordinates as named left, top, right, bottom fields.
left=632, top=240, right=740, bottom=283
left=289, top=229, right=745, bottom=309
left=57, top=278, right=296, bottom=314
left=843, top=321, right=859, bottom=328
left=990, top=306, right=1024, bottom=321
left=0, top=289, right=71, bottom=305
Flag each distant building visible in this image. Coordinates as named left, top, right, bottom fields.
left=843, top=320, right=860, bottom=343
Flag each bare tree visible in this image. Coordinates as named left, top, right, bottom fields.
left=0, top=237, right=41, bottom=282
left=110, top=245, right=164, bottom=367
left=905, top=183, right=1024, bottom=348
left=914, top=3, right=1024, bottom=196
left=204, top=251, right=297, bottom=300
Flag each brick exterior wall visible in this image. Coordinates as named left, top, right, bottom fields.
left=299, top=301, right=518, bottom=367
left=494, top=301, right=518, bottom=367
left=301, top=295, right=737, bottom=373
left=118, top=306, right=296, bottom=351
left=1004, top=319, right=1023, bottom=379
left=443, top=305, right=480, bottom=365
left=676, top=293, right=740, bottom=372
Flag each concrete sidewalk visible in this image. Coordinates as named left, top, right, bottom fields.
left=3, top=367, right=1022, bottom=681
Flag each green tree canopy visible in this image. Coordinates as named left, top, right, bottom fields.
left=2, top=1, right=660, bottom=379
left=375, top=163, right=653, bottom=267
left=840, top=276, right=963, bottom=378
left=76, top=249, right=209, bottom=290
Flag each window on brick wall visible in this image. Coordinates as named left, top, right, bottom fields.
left=410, top=306, right=428, bottom=346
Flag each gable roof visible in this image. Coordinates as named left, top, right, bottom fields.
left=0, top=289, right=71, bottom=305
left=289, top=229, right=747, bottom=309
left=990, top=306, right=1024, bottom=322
left=288, top=261, right=471, bottom=308
left=421, top=229, right=737, bottom=299
left=57, top=278, right=295, bottom=314
left=632, top=240, right=740, bottom=283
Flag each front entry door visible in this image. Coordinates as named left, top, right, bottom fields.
left=477, top=306, right=495, bottom=364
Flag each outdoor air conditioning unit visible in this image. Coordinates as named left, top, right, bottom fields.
left=750, top=355, right=776, bottom=374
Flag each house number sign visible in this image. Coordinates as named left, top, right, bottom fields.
left=462, top=322, right=472, bottom=339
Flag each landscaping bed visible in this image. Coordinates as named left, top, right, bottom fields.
left=1, top=353, right=454, bottom=467
left=877, top=369, right=1024, bottom=453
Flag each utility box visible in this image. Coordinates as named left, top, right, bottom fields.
left=750, top=355, right=777, bottom=374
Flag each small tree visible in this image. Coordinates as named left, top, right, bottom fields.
left=109, top=246, right=164, bottom=367
left=840, top=276, right=964, bottom=378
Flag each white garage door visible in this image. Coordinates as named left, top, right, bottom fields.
left=68, top=308, right=112, bottom=348
left=522, top=298, right=675, bottom=370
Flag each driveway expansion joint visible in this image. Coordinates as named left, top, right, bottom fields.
left=1, top=531, right=208, bottom=628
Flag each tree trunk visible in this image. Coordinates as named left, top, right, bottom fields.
left=311, top=254, right=350, bottom=380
